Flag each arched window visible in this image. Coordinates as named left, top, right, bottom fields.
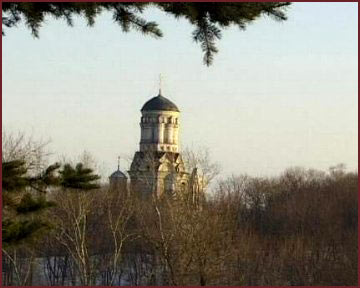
left=164, top=174, right=176, bottom=196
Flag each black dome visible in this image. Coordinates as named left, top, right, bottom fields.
left=141, top=94, right=179, bottom=112
left=109, top=170, right=127, bottom=179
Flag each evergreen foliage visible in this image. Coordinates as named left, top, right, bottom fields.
left=2, top=160, right=28, bottom=192
left=16, top=193, right=54, bottom=214
left=2, top=219, right=52, bottom=246
left=2, top=2, right=290, bottom=65
left=2, top=159, right=100, bottom=247
left=59, top=163, right=100, bottom=190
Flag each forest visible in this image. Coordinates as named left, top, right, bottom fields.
left=2, top=132, right=358, bottom=286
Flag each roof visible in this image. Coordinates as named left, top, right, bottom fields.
left=109, top=169, right=127, bottom=179
left=141, top=94, right=179, bottom=112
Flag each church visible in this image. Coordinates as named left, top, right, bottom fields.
left=109, top=89, right=201, bottom=200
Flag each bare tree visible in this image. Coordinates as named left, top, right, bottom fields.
left=2, top=130, right=50, bottom=174
left=2, top=247, right=35, bottom=285
left=136, top=186, right=234, bottom=286
left=182, top=146, right=220, bottom=193
left=102, top=188, right=138, bottom=285
left=51, top=189, right=98, bottom=285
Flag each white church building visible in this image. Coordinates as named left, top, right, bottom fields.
left=110, top=90, right=201, bottom=201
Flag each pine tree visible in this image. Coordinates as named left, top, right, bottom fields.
left=2, top=2, right=290, bottom=65
left=2, top=159, right=100, bottom=247
left=59, top=163, right=100, bottom=190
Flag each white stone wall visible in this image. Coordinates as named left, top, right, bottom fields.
left=130, top=104, right=191, bottom=198
left=140, top=110, right=180, bottom=152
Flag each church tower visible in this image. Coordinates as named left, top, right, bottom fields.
left=109, top=157, right=128, bottom=192
left=139, top=93, right=180, bottom=153
left=129, top=90, right=188, bottom=198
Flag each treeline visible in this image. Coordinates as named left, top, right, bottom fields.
left=2, top=134, right=357, bottom=285
left=214, top=166, right=358, bottom=285
left=3, top=166, right=357, bottom=285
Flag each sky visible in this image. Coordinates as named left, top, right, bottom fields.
left=3, top=2, right=358, bottom=181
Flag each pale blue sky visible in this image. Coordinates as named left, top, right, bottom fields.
left=3, top=2, right=358, bottom=179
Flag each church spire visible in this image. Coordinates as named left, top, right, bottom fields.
left=117, top=156, right=120, bottom=171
